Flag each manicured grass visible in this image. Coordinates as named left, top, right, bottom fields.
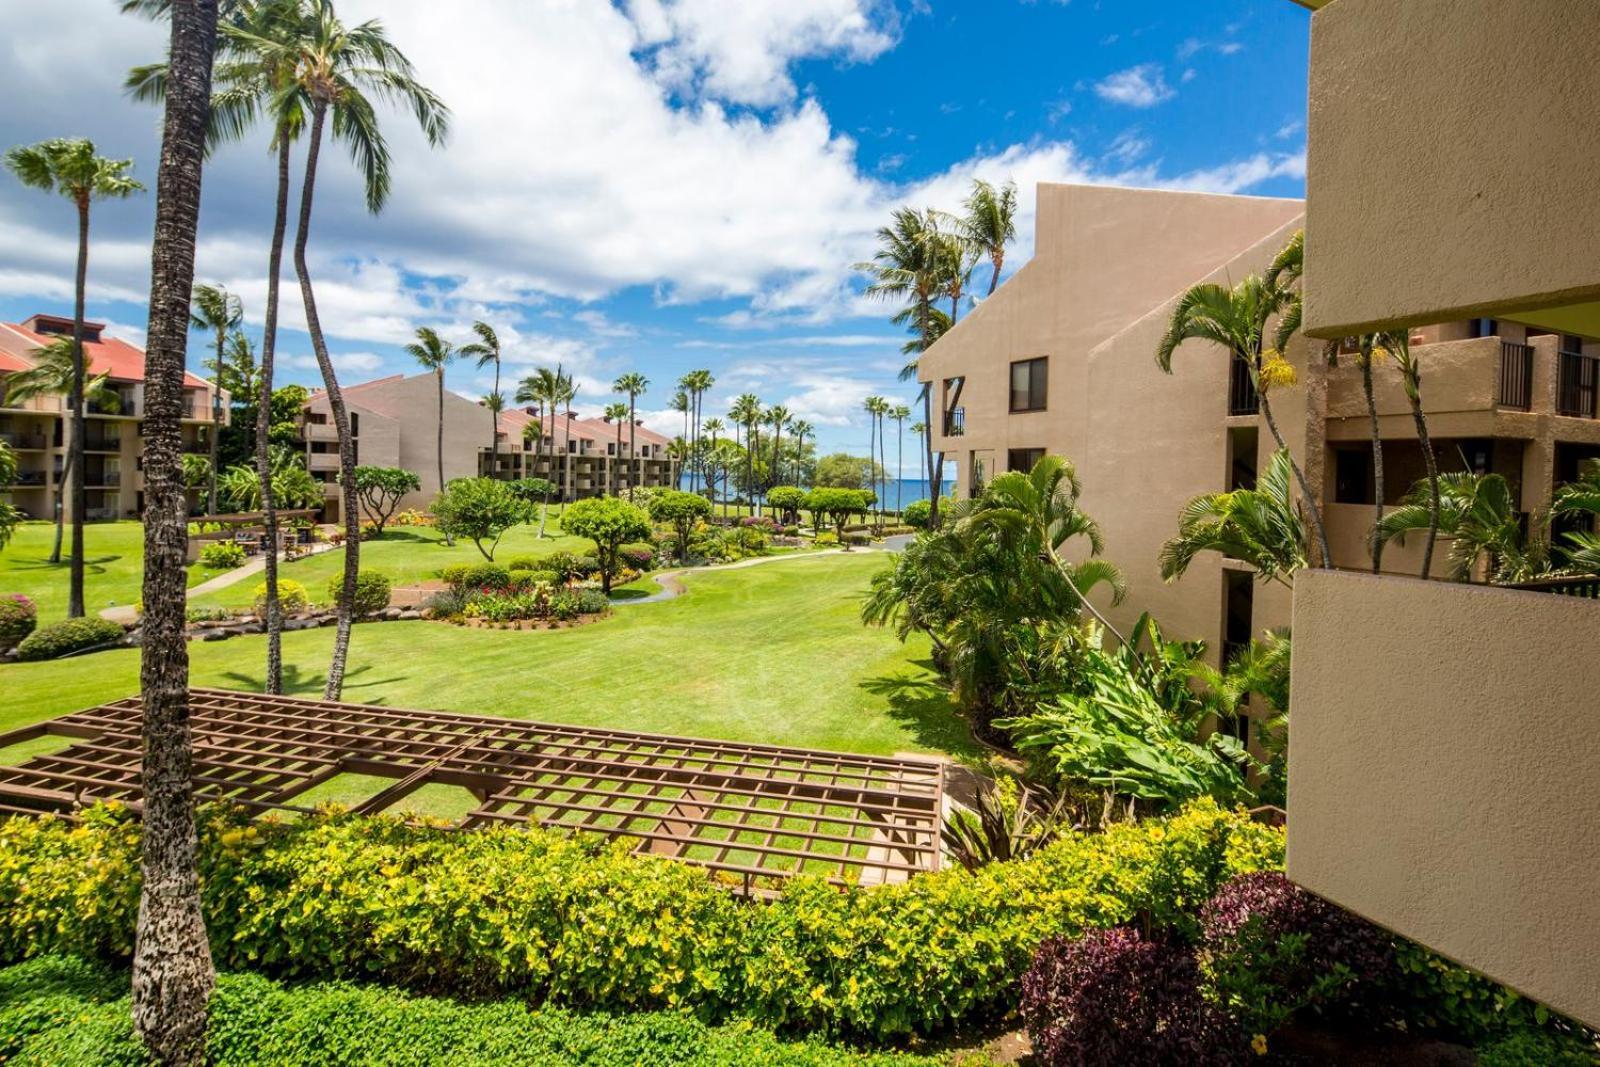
left=0, top=521, right=223, bottom=623
left=188, top=515, right=591, bottom=611
left=1, top=553, right=975, bottom=763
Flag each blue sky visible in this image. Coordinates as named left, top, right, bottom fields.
left=0, top=0, right=1310, bottom=456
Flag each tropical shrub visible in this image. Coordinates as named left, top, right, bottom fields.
left=693, top=524, right=770, bottom=562
left=432, top=477, right=532, bottom=561
left=765, top=485, right=806, bottom=525
left=14, top=618, right=124, bottom=662
left=649, top=490, right=713, bottom=562
left=0, top=594, right=37, bottom=648
left=619, top=485, right=666, bottom=511
left=558, top=497, right=652, bottom=593
left=420, top=587, right=467, bottom=619
left=739, top=514, right=778, bottom=530
left=392, top=507, right=430, bottom=527
left=198, top=541, right=247, bottom=569
left=542, top=551, right=600, bottom=582
left=0, top=801, right=1278, bottom=1040
left=0, top=956, right=935, bottom=1067
left=254, top=578, right=308, bottom=618
left=803, top=487, right=873, bottom=540
left=1198, top=872, right=1393, bottom=1037
left=344, top=465, right=421, bottom=536
left=942, top=778, right=1074, bottom=872
left=185, top=606, right=234, bottom=624
left=575, top=588, right=610, bottom=615
left=218, top=445, right=321, bottom=511
left=439, top=562, right=511, bottom=591
left=502, top=555, right=545, bottom=572
left=1021, top=927, right=1245, bottom=1066
left=548, top=590, right=582, bottom=621
left=619, top=542, right=657, bottom=570
left=902, top=498, right=931, bottom=529
left=463, top=588, right=551, bottom=623
left=327, top=570, right=392, bottom=616
left=814, top=531, right=839, bottom=547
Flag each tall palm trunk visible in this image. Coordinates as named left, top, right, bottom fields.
left=68, top=194, right=89, bottom=618
left=895, top=420, right=903, bottom=518
left=255, top=130, right=290, bottom=694
left=1257, top=387, right=1332, bottom=568
left=131, top=2, right=219, bottom=1061
left=207, top=322, right=223, bottom=515
left=613, top=421, right=621, bottom=497
left=748, top=422, right=759, bottom=514
left=49, top=445, right=75, bottom=563
left=293, top=101, right=361, bottom=701
left=488, top=360, right=499, bottom=475
left=771, top=422, right=782, bottom=504
left=918, top=297, right=942, bottom=524
left=1409, top=391, right=1441, bottom=578
left=627, top=394, right=639, bottom=492
left=1361, top=357, right=1386, bottom=573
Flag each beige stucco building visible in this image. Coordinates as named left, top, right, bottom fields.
left=301, top=373, right=675, bottom=520
left=0, top=314, right=228, bottom=521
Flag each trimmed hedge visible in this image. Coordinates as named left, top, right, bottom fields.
left=326, top=569, right=392, bottom=616
left=0, top=594, right=37, bottom=648
left=0, top=956, right=934, bottom=1066
left=14, top=617, right=124, bottom=661
left=0, top=802, right=1279, bottom=1039
left=252, top=578, right=308, bottom=618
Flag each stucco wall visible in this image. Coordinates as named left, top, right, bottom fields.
left=1302, top=0, right=1600, bottom=338
left=1287, top=570, right=1600, bottom=1030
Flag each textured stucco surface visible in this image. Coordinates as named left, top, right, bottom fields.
left=1302, top=0, right=1600, bottom=337
left=1287, top=570, right=1600, bottom=1030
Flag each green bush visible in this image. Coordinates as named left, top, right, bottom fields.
left=1475, top=1030, right=1598, bottom=1067
left=901, top=500, right=932, bottom=529
left=439, top=562, right=511, bottom=591
left=253, top=578, right=309, bottom=618
left=0, top=956, right=935, bottom=1067
left=198, top=541, right=247, bottom=569
left=0, top=801, right=1278, bottom=1039
left=620, top=542, right=657, bottom=570
left=327, top=570, right=392, bottom=616
left=0, top=594, right=37, bottom=648
left=575, top=588, right=610, bottom=615
left=14, top=618, right=124, bottom=662
left=814, top=531, right=839, bottom=547
left=503, top=555, right=546, bottom=573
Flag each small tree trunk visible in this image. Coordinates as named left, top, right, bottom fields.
left=207, top=322, right=223, bottom=516
left=436, top=372, right=452, bottom=546
left=256, top=130, right=291, bottom=694
left=1258, top=389, right=1332, bottom=568
left=292, top=102, right=361, bottom=701
left=69, top=196, right=89, bottom=618
left=1362, top=357, right=1386, bottom=573
left=1410, top=391, right=1441, bottom=578
left=131, top=3, right=219, bottom=1062
left=50, top=445, right=75, bottom=563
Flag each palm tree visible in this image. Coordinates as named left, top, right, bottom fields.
left=765, top=404, right=790, bottom=501
left=1, top=338, right=115, bottom=563
left=702, top=416, right=725, bottom=511
left=890, top=403, right=910, bottom=517
left=961, top=178, right=1018, bottom=297
left=4, top=138, right=143, bottom=618
left=250, top=0, right=448, bottom=700
left=788, top=419, right=813, bottom=487
left=604, top=401, right=629, bottom=495
left=188, top=283, right=242, bottom=515
left=910, top=420, right=926, bottom=503
left=670, top=387, right=690, bottom=487
left=864, top=396, right=888, bottom=525
left=404, top=326, right=454, bottom=496
left=1160, top=449, right=1307, bottom=588
left=856, top=207, right=947, bottom=523
left=679, top=369, right=713, bottom=491
left=1376, top=330, right=1441, bottom=578
left=730, top=393, right=761, bottom=506
left=127, top=0, right=219, bottom=1058
left=1554, top=460, right=1600, bottom=574
left=516, top=366, right=571, bottom=502
left=459, top=320, right=502, bottom=475
left=1376, top=470, right=1546, bottom=583
left=612, top=371, right=648, bottom=492
left=1156, top=268, right=1332, bottom=569
left=551, top=365, right=576, bottom=501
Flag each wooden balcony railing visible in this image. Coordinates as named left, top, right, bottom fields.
left=1557, top=350, right=1599, bottom=418
left=1498, top=341, right=1534, bottom=410
left=1228, top=354, right=1259, bottom=416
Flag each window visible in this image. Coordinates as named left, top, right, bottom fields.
left=1334, top=447, right=1374, bottom=505
left=1007, top=447, right=1044, bottom=472
left=1009, top=357, right=1047, bottom=412
left=1468, top=318, right=1498, bottom=339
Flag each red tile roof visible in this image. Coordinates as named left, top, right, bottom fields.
left=0, top=319, right=211, bottom=389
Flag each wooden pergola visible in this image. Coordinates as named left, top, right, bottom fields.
left=0, top=689, right=944, bottom=892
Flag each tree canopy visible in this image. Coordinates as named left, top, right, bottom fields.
left=648, top=490, right=712, bottom=563
left=346, top=466, right=421, bottom=535
left=432, top=477, right=530, bottom=561
left=812, top=453, right=884, bottom=490
left=560, top=497, right=652, bottom=593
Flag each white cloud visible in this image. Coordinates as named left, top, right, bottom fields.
left=571, top=309, right=638, bottom=338
left=1094, top=64, right=1175, bottom=108
left=1105, top=129, right=1151, bottom=166
left=1275, top=119, right=1304, bottom=140
left=1150, top=150, right=1306, bottom=195
left=284, top=350, right=387, bottom=375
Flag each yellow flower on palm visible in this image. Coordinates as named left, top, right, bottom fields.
left=1251, top=1033, right=1269, bottom=1056
left=1257, top=349, right=1298, bottom=391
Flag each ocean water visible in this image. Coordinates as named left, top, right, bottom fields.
left=676, top=475, right=954, bottom=509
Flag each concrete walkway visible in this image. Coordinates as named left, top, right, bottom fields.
left=99, top=542, right=337, bottom=624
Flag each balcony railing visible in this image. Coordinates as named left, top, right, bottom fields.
left=11, top=470, right=47, bottom=486
left=87, top=471, right=121, bottom=488
left=1503, top=574, right=1600, bottom=599
left=1557, top=350, right=1599, bottom=418
left=943, top=407, right=965, bottom=436
left=0, top=431, right=48, bottom=450
left=1497, top=341, right=1534, bottom=410
left=81, top=434, right=122, bottom=452
left=1228, top=354, right=1259, bottom=416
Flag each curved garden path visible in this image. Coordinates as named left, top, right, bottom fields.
left=614, top=546, right=875, bottom=605
left=99, top=543, right=337, bottom=624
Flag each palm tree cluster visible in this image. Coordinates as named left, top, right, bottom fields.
left=855, top=178, right=1018, bottom=526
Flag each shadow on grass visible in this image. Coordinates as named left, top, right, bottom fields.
left=859, top=664, right=984, bottom=761
left=607, top=587, right=654, bottom=601
left=4, top=553, right=125, bottom=577
left=215, top=663, right=404, bottom=703
left=364, top=529, right=440, bottom=544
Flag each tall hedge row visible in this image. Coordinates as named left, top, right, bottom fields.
left=0, top=802, right=1281, bottom=1039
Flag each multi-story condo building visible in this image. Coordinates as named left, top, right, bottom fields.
left=0, top=314, right=227, bottom=521
left=1283, top=0, right=1600, bottom=1032
left=917, top=183, right=1600, bottom=685
left=301, top=373, right=674, bottom=521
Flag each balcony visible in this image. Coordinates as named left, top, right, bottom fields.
left=306, top=452, right=340, bottom=472
left=11, top=470, right=47, bottom=487
left=1227, top=354, right=1258, bottom=416
left=1497, top=341, right=1533, bottom=410
left=943, top=407, right=965, bottom=436
left=1557, top=349, right=1599, bottom=419
left=86, top=471, right=121, bottom=488
left=81, top=434, right=122, bottom=453
left=303, top=421, right=339, bottom=442
left=0, top=431, right=48, bottom=451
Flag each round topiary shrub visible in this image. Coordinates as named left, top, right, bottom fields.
left=1021, top=927, right=1245, bottom=1067
left=1199, top=871, right=1394, bottom=1038
left=619, top=543, right=656, bottom=571
left=199, top=541, right=248, bottom=569
left=254, top=578, right=309, bottom=618
left=902, top=499, right=932, bottom=529
left=15, top=617, right=125, bottom=662
left=327, top=570, right=392, bottom=616
left=439, top=562, right=511, bottom=592
left=0, top=594, right=38, bottom=649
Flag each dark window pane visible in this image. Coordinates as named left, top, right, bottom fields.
left=1009, top=357, right=1047, bottom=412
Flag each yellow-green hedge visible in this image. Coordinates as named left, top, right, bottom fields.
left=0, top=801, right=1280, bottom=1039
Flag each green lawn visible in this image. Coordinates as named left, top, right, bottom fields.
left=188, top=515, right=591, bottom=611
left=0, top=522, right=230, bottom=623
left=1, top=552, right=974, bottom=763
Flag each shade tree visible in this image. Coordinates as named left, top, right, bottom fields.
left=432, top=477, right=531, bottom=561
left=346, top=465, right=421, bottom=536
left=560, top=496, right=652, bottom=593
